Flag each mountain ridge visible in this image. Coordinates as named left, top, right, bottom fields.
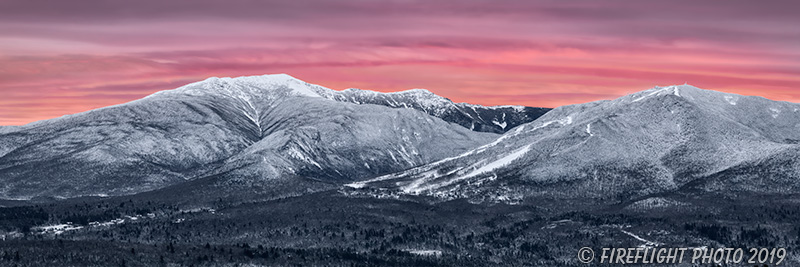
left=314, top=83, right=548, bottom=133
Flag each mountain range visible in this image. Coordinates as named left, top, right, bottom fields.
left=4, top=76, right=800, bottom=204
left=2, top=75, right=800, bottom=266
left=0, top=74, right=545, bottom=200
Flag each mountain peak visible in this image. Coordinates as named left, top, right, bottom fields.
left=205, top=73, right=300, bottom=81
left=625, top=84, right=701, bottom=103
left=212, top=73, right=303, bottom=85
left=320, top=86, right=453, bottom=111
left=341, top=87, right=437, bottom=96
left=150, top=74, right=326, bottom=101
left=339, top=88, right=443, bottom=100
left=394, top=88, right=436, bottom=95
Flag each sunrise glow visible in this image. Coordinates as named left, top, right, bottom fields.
left=1, top=0, right=799, bottom=125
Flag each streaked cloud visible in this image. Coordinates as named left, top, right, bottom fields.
left=1, top=0, right=798, bottom=125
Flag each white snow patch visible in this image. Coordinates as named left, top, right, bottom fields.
left=626, top=197, right=686, bottom=210
left=633, top=89, right=663, bottom=102
left=585, top=123, right=593, bottom=136
left=180, top=207, right=216, bottom=214
left=405, top=249, right=442, bottom=256
left=724, top=95, right=738, bottom=105
left=398, top=170, right=440, bottom=193
left=770, top=108, right=781, bottom=118
left=405, top=144, right=531, bottom=193
left=34, top=223, right=83, bottom=235
left=464, top=145, right=531, bottom=178
left=345, top=182, right=367, bottom=189
left=89, top=218, right=125, bottom=227
left=242, top=98, right=262, bottom=133
left=492, top=119, right=507, bottom=129
left=633, top=86, right=680, bottom=102
left=621, top=229, right=663, bottom=248
left=398, top=146, right=416, bottom=165
left=0, top=231, right=22, bottom=240
left=287, top=147, right=322, bottom=169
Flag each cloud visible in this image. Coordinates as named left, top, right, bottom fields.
left=0, top=0, right=798, bottom=125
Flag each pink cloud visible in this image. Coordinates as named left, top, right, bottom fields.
left=0, top=0, right=798, bottom=125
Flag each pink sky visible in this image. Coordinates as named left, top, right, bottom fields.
left=1, top=0, right=799, bottom=125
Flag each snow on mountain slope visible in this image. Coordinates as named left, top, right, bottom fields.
left=0, top=74, right=496, bottom=200
left=314, top=87, right=550, bottom=133
left=351, top=85, right=800, bottom=203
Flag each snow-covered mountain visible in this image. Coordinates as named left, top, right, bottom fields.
left=350, top=85, right=800, bottom=203
left=0, top=74, right=502, bottom=200
left=316, top=88, right=549, bottom=133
